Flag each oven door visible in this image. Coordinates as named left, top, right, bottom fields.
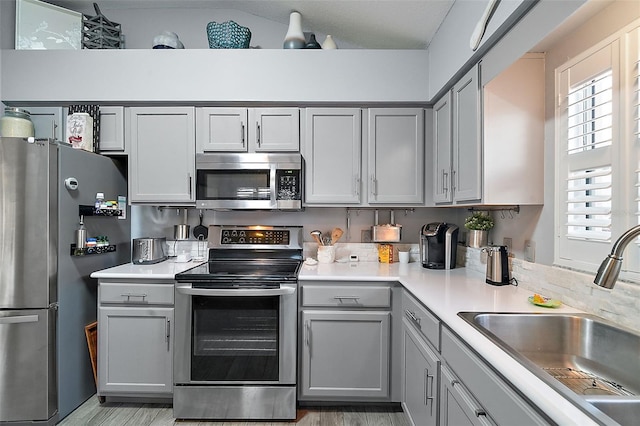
left=174, top=283, right=296, bottom=385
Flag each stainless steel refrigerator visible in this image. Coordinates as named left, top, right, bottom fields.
left=0, top=137, right=130, bottom=424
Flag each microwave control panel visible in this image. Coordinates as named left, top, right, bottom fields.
left=276, top=169, right=301, bottom=200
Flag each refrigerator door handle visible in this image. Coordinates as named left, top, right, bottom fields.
left=0, top=314, right=39, bottom=325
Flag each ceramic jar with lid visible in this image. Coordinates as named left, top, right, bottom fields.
left=0, top=107, right=35, bottom=137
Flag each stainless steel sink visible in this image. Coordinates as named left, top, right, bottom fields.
left=458, top=312, right=640, bottom=425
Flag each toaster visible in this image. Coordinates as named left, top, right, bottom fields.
left=132, top=237, right=167, bottom=264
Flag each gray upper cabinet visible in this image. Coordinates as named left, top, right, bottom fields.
left=433, top=93, right=453, bottom=203
left=128, top=107, right=195, bottom=204
left=303, top=108, right=362, bottom=204
left=196, top=107, right=299, bottom=153
left=433, top=65, right=481, bottom=205
left=452, top=65, right=482, bottom=203
left=22, top=106, right=64, bottom=141
left=432, top=56, right=543, bottom=206
left=98, top=106, right=125, bottom=153
left=368, top=108, right=424, bottom=204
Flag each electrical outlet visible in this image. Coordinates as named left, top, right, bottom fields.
left=503, top=237, right=512, bottom=252
left=524, top=240, right=536, bottom=263
left=361, top=229, right=372, bottom=243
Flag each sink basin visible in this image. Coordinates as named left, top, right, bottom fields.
left=458, top=312, right=640, bottom=425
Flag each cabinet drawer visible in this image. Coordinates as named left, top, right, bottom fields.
left=403, top=290, right=440, bottom=350
left=302, top=285, right=390, bottom=308
left=441, top=327, right=549, bottom=425
left=99, top=282, right=174, bottom=305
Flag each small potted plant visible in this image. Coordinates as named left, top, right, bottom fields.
left=464, top=212, right=494, bottom=248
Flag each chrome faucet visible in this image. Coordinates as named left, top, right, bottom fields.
left=594, top=224, right=640, bottom=289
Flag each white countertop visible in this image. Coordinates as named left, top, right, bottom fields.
left=90, top=258, right=205, bottom=280
left=299, top=261, right=598, bottom=426
left=90, top=258, right=600, bottom=424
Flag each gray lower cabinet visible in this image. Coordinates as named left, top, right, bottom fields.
left=440, top=327, right=550, bottom=426
left=298, top=283, right=392, bottom=401
left=440, top=365, right=494, bottom=426
left=97, top=280, right=174, bottom=398
left=403, top=318, right=439, bottom=426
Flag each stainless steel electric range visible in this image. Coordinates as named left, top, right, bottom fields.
left=173, top=225, right=303, bottom=420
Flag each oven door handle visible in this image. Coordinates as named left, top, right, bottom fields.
left=175, top=284, right=296, bottom=297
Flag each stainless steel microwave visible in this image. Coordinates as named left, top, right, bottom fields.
left=195, top=153, right=303, bottom=210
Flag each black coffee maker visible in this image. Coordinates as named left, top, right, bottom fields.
left=420, top=223, right=459, bottom=269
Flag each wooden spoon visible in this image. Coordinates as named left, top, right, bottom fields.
left=310, top=230, right=324, bottom=245
left=330, top=228, right=344, bottom=245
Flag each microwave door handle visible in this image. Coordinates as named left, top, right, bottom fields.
left=176, top=285, right=295, bottom=297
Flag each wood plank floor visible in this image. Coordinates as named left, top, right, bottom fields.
left=59, top=396, right=411, bottom=426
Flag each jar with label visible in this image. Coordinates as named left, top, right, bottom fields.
left=0, top=107, right=35, bottom=137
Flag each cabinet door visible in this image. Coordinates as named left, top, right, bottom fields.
left=196, top=108, right=248, bottom=152
left=98, top=306, right=173, bottom=395
left=403, top=319, right=439, bottom=426
left=440, top=365, right=494, bottom=426
left=129, top=107, right=195, bottom=203
left=452, top=65, right=481, bottom=202
left=22, top=106, right=63, bottom=140
left=98, top=106, right=125, bottom=152
left=249, top=108, right=300, bottom=152
left=300, top=310, right=390, bottom=399
left=303, top=108, right=362, bottom=204
left=433, top=93, right=453, bottom=204
left=368, top=108, right=424, bottom=204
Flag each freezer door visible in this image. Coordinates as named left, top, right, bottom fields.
left=0, top=137, right=55, bottom=309
left=0, top=309, right=57, bottom=423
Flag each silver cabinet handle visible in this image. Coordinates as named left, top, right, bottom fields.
left=354, top=176, right=360, bottom=197
left=442, top=169, right=449, bottom=195
left=166, top=318, right=171, bottom=349
left=452, top=169, right=457, bottom=192
left=122, top=293, right=147, bottom=302
left=305, top=320, right=311, bottom=352
left=188, top=173, right=192, bottom=197
left=241, top=122, right=245, bottom=147
left=334, top=296, right=360, bottom=304
left=0, top=314, right=39, bottom=325
left=256, top=122, right=261, bottom=146
left=425, top=368, right=435, bottom=415
left=404, top=309, right=421, bottom=328
left=370, top=175, right=378, bottom=196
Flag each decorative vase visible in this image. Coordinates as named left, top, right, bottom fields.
left=467, top=230, right=488, bottom=248
left=322, top=35, right=337, bottom=49
left=283, top=11, right=305, bottom=49
left=304, top=33, right=321, bottom=49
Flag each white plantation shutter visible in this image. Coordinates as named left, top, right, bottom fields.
left=565, top=70, right=613, bottom=242
left=557, top=42, right=618, bottom=267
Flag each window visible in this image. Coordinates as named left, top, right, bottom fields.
left=557, top=43, right=618, bottom=269
left=556, top=23, right=640, bottom=275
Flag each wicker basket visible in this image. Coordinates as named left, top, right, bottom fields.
left=81, top=3, right=123, bottom=49
left=206, top=20, right=251, bottom=49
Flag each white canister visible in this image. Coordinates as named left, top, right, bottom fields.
left=66, top=113, right=94, bottom=152
left=317, top=245, right=336, bottom=263
left=0, top=107, right=35, bottom=137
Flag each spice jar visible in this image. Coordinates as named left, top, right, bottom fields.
left=0, top=107, right=35, bottom=137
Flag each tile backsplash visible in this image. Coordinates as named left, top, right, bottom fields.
left=461, top=246, right=640, bottom=333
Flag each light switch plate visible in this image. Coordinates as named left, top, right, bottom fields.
left=524, top=240, right=536, bottom=263
left=503, top=237, right=512, bottom=252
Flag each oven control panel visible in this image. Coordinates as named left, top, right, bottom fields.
left=220, top=229, right=290, bottom=245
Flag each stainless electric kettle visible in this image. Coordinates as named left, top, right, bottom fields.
left=483, top=245, right=510, bottom=285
